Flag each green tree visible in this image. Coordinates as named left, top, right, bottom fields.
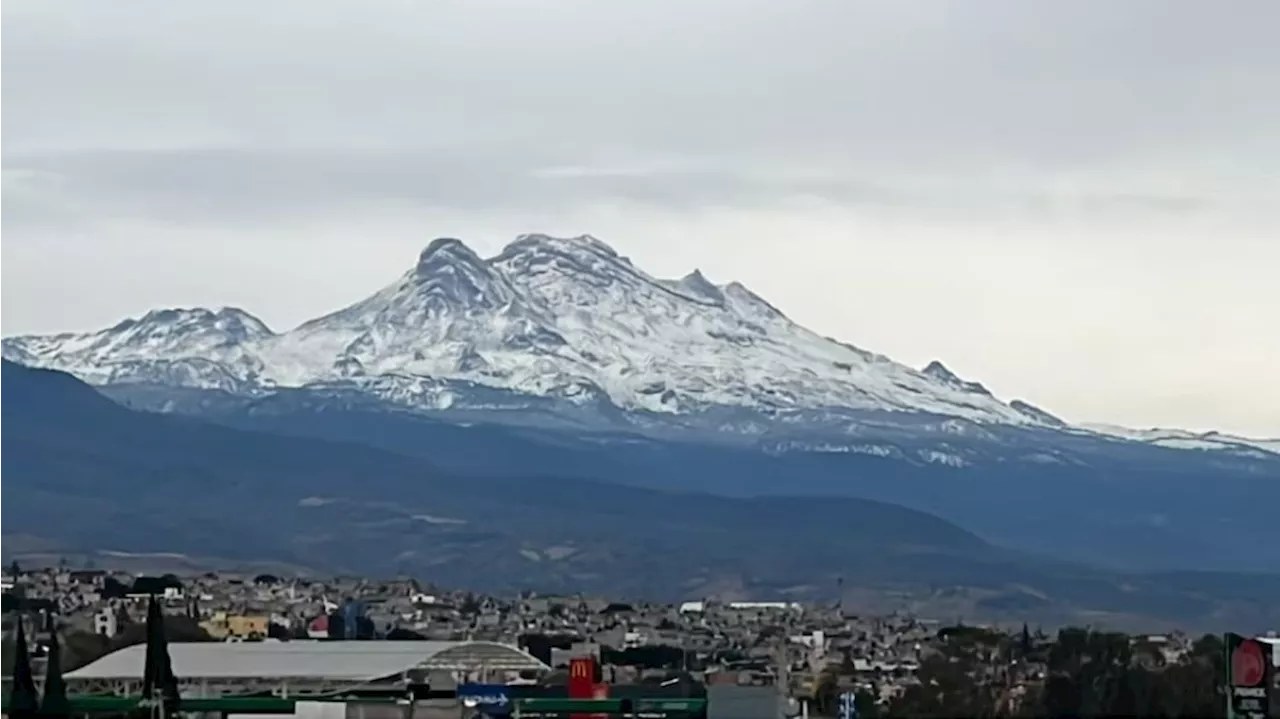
left=884, top=623, right=1233, bottom=718
left=62, top=631, right=111, bottom=672
left=892, top=651, right=999, bottom=717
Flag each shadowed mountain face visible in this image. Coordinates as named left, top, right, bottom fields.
left=4, top=360, right=1280, bottom=632
left=93, top=382, right=1280, bottom=575
left=0, top=360, right=987, bottom=590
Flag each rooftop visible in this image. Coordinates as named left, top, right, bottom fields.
left=67, top=640, right=549, bottom=682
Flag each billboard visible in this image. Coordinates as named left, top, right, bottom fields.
left=458, top=683, right=512, bottom=717
left=569, top=657, right=598, bottom=697
left=1227, top=633, right=1277, bottom=719
left=569, top=657, right=607, bottom=719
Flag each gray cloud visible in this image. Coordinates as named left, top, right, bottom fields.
left=6, top=0, right=1277, bottom=163
left=0, top=148, right=1236, bottom=229
left=5, top=0, right=1275, bottom=225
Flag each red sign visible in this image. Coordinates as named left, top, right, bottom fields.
left=568, top=656, right=605, bottom=719
left=568, top=656, right=596, bottom=697
left=1232, top=638, right=1266, bottom=687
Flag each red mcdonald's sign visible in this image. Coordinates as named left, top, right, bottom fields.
left=568, top=656, right=608, bottom=719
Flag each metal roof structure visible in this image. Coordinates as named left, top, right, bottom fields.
left=65, top=640, right=550, bottom=697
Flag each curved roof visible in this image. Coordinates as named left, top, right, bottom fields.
left=67, top=640, right=549, bottom=681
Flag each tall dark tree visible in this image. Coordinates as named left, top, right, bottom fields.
left=140, top=596, right=180, bottom=718
left=40, top=615, right=71, bottom=718
left=6, top=616, right=40, bottom=718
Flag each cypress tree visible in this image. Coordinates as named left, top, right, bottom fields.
left=140, top=596, right=181, bottom=718
left=7, top=616, right=40, bottom=718
left=39, top=615, right=71, bottom=718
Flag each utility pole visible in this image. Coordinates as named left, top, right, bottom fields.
left=836, top=576, right=844, bottom=618
left=774, top=633, right=790, bottom=719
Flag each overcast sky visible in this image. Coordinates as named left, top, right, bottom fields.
left=3, top=0, right=1278, bottom=435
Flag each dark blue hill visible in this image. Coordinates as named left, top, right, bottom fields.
left=6, top=360, right=1279, bottom=631
left=118, top=382, right=1280, bottom=574
left=1, top=360, right=987, bottom=585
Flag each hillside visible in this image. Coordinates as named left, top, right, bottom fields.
left=0, top=360, right=990, bottom=592
left=4, top=360, right=1280, bottom=631
left=104, top=383, right=1280, bottom=574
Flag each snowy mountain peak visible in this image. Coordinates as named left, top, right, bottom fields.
left=922, top=360, right=959, bottom=382
left=103, top=306, right=274, bottom=346
left=922, top=360, right=993, bottom=397
left=5, top=232, right=1070, bottom=427
left=131, top=307, right=273, bottom=340
left=508, top=233, right=624, bottom=261
left=1082, top=423, right=1280, bottom=457
left=416, top=237, right=481, bottom=270
left=1009, top=399, right=1066, bottom=427
left=494, top=233, right=637, bottom=282
left=400, top=237, right=516, bottom=313
left=721, top=281, right=786, bottom=321
left=673, top=269, right=726, bottom=306
left=489, top=233, right=670, bottom=320
left=0, top=305, right=272, bottom=391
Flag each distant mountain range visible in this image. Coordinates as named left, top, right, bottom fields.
left=5, top=233, right=1276, bottom=453
left=4, top=234, right=1278, bottom=576
left=4, top=359, right=1279, bottom=632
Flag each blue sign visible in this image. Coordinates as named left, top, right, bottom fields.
left=838, top=692, right=859, bottom=719
left=457, top=684, right=511, bottom=715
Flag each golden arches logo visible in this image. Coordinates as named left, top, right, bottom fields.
left=571, top=660, right=591, bottom=679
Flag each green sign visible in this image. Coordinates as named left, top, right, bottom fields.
left=636, top=699, right=699, bottom=712
left=513, top=697, right=707, bottom=718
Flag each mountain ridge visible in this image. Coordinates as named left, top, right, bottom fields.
left=4, top=228, right=1279, bottom=575
left=6, top=233, right=1271, bottom=455
left=1, top=234, right=1034, bottom=422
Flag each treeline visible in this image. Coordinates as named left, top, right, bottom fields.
left=815, top=625, right=1233, bottom=718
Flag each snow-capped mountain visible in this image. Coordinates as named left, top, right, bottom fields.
left=9, top=234, right=1277, bottom=583
left=1, top=307, right=275, bottom=393
left=5, top=234, right=1039, bottom=422
left=5, top=232, right=1274, bottom=460
left=1080, top=423, right=1280, bottom=457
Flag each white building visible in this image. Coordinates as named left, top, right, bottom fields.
left=93, top=608, right=119, bottom=638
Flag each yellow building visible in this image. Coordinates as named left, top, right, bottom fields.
left=200, top=611, right=269, bottom=640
